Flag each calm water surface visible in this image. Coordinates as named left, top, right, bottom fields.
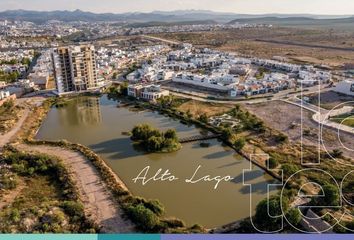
left=36, top=96, right=278, bottom=228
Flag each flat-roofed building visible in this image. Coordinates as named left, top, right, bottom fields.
left=52, top=45, right=100, bottom=95
left=334, top=79, right=354, bottom=96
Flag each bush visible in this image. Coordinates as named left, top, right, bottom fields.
left=147, top=136, right=164, bottom=152
left=266, top=157, right=278, bottom=169
left=164, top=129, right=177, bottom=141
left=275, top=133, right=288, bottom=143
left=160, top=218, right=185, bottom=228
left=233, top=137, right=246, bottom=151
left=331, top=149, right=343, bottom=158
left=198, top=114, right=208, bottom=123
left=281, top=164, right=300, bottom=178
left=144, top=199, right=164, bottom=216
left=314, top=184, right=340, bottom=206
left=285, top=208, right=302, bottom=226
left=126, top=204, right=159, bottom=231
left=221, top=127, right=233, bottom=140
left=60, top=201, right=84, bottom=218
left=254, top=195, right=288, bottom=231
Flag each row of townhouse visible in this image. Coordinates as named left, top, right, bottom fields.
left=172, top=71, right=240, bottom=92
left=252, top=58, right=301, bottom=72
left=28, top=50, right=54, bottom=90
left=127, top=84, right=169, bottom=101
left=230, top=78, right=295, bottom=97
left=298, top=70, right=332, bottom=86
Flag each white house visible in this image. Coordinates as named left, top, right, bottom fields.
left=334, top=80, right=354, bottom=96
left=0, top=90, right=10, bottom=100
left=128, top=84, right=169, bottom=101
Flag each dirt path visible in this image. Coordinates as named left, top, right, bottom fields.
left=15, top=143, right=134, bottom=233
left=0, top=179, right=25, bottom=210
left=0, top=109, right=29, bottom=148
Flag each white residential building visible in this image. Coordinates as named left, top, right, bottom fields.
left=334, top=80, right=354, bottom=96
left=0, top=90, right=10, bottom=100
left=128, top=84, right=169, bottom=101
left=172, top=72, right=239, bottom=92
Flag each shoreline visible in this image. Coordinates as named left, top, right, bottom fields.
left=13, top=94, right=283, bottom=232
left=15, top=95, right=205, bottom=233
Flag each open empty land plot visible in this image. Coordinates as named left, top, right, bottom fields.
left=177, top=100, right=233, bottom=117
left=243, top=100, right=354, bottom=158
left=153, top=27, right=354, bottom=68
left=306, top=90, right=354, bottom=110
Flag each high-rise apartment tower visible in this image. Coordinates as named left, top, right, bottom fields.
left=52, top=45, right=99, bottom=94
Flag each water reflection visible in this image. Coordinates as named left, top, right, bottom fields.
left=37, top=95, right=278, bottom=228
left=58, top=97, right=102, bottom=126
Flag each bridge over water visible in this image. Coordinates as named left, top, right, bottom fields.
left=179, top=134, right=221, bottom=143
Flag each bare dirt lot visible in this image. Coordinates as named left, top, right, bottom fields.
left=306, top=90, right=354, bottom=110
left=153, top=27, right=354, bottom=69
left=243, top=100, right=354, bottom=158
left=177, top=100, right=233, bottom=117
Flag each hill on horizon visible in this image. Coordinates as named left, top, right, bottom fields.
left=0, top=9, right=352, bottom=24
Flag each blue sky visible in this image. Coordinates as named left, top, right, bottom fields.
left=1, top=0, right=353, bottom=15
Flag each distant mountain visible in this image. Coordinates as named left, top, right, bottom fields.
left=0, top=9, right=352, bottom=24
left=228, top=16, right=354, bottom=26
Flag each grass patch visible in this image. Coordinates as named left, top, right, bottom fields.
left=0, top=100, right=22, bottom=134
left=330, top=113, right=354, bottom=127
left=0, top=148, right=98, bottom=233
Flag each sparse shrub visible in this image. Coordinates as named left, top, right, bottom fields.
left=266, top=157, right=278, bottom=169
left=233, top=137, right=246, bottom=151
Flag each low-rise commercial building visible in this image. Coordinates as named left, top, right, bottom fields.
left=128, top=84, right=169, bottom=101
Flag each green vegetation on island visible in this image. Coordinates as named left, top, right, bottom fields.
left=131, top=124, right=181, bottom=153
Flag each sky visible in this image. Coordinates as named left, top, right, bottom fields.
left=1, top=0, right=354, bottom=15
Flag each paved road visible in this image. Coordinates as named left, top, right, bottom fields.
left=141, top=35, right=181, bottom=45
left=166, top=85, right=331, bottom=105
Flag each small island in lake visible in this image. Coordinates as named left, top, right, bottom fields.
left=130, top=124, right=181, bottom=153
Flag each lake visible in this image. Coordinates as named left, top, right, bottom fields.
left=36, top=95, right=278, bottom=228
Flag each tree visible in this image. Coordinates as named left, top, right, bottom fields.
left=144, top=200, right=164, bottom=216
left=254, top=195, right=289, bottom=231
left=233, top=137, right=246, bottom=151
left=61, top=201, right=84, bottom=218
left=198, top=113, right=208, bottom=123
left=286, top=208, right=302, bottom=226
left=119, top=82, right=129, bottom=96
left=331, top=149, right=343, bottom=158
left=321, top=184, right=340, bottom=206
left=21, top=57, right=31, bottom=66
left=131, top=124, right=180, bottom=153
left=186, top=109, right=193, bottom=119
left=275, top=133, right=288, bottom=143
left=164, top=129, right=177, bottom=141
left=221, top=127, right=233, bottom=140
left=147, top=136, right=164, bottom=152
left=126, top=204, right=159, bottom=231
left=266, top=157, right=278, bottom=169
left=281, top=164, right=300, bottom=178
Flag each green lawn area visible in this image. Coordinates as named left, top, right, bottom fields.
left=330, top=113, right=354, bottom=128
